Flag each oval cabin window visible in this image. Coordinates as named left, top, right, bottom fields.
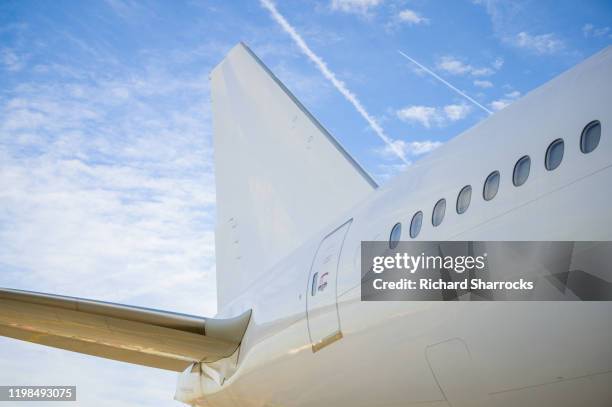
left=545, top=139, right=564, bottom=171
left=432, top=199, right=446, bottom=227
left=389, top=222, right=402, bottom=249
left=483, top=171, right=500, bottom=201
left=580, top=120, right=601, bottom=154
left=456, top=185, right=472, bottom=214
left=513, top=155, right=531, bottom=186
left=410, top=211, right=423, bottom=238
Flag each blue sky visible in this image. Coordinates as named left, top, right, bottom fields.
left=0, top=0, right=610, bottom=405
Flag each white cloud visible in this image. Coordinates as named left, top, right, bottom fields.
left=396, top=105, right=440, bottom=128
left=0, top=341, right=179, bottom=407
left=404, top=140, right=443, bottom=155
left=436, top=56, right=498, bottom=77
left=511, top=31, right=565, bottom=55
left=492, top=57, right=504, bottom=70
left=397, top=9, right=429, bottom=25
left=470, top=66, right=495, bottom=76
left=505, top=90, right=520, bottom=98
left=490, top=99, right=510, bottom=111
left=474, top=79, right=493, bottom=88
left=397, top=103, right=473, bottom=127
left=378, top=139, right=442, bottom=159
left=437, top=56, right=472, bottom=75
left=472, top=0, right=522, bottom=32
left=490, top=90, right=521, bottom=111
left=473, top=1, right=570, bottom=55
left=375, top=139, right=441, bottom=178
left=0, top=81, right=217, bottom=312
left=260, top=0, right=408, bottom=163
left=1, top=48, right=25, bottom=72
left=330, top=0, right=382, bottom=14
left=444, top=103, right=472, bottom=121
left=583, top=23, right=611, bottom=38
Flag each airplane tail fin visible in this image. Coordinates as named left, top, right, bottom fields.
left=210, top=43, right=376, bottom=312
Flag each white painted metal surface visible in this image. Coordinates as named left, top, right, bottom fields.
left=210, top=43, right=376, bottom=309
left=306, top=219, right=351, bottom=352
left=202, top=45, right=612, bottom=407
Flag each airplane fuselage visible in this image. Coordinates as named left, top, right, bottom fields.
left=198, top=47, right=612, bottom=407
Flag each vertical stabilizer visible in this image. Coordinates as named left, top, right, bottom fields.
left=211, top=43, right=376, bottom=312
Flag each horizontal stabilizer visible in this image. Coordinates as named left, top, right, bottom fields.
left=0, top=288, right=251, bottom=372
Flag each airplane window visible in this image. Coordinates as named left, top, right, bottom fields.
left=409, top=211, right=423, bottom=238
left=483, top=171, right=500, bottom=201
left=581, top=120, right=601, bottom=154
left=456, top=185, right=472, bottom=214
left=513, top=155, right=531, bottom=186
left=389, top=222, right=402, bottom=249
left=432, top=199, right=446, bottom=227
left=545, top=139, right=564, bottom=170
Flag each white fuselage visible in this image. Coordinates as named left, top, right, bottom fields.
left=195, top=48, right=612, bottom=407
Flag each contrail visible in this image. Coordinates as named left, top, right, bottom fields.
left=398, top=50, right=493, bottom=115
left=259, top=0, right=409, bottom=164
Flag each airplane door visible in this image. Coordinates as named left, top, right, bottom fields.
left=306, top=219, right=352, bottom=352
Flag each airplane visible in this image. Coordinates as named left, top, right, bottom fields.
left=1, top=42, right=611, bottom=407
